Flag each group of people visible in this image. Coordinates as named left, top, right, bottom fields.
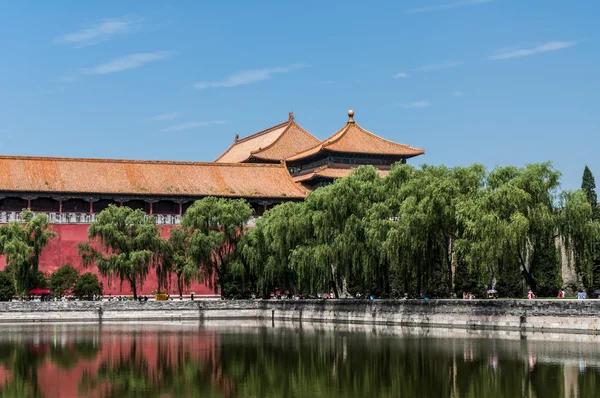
left=106, top=295, right=150, bottom=302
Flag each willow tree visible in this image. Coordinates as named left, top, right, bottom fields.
left=241, top=201, right=310, bottom=296
left=78, top=205, right=161, bottom=299
left=375, top=164, right=485, bottom=297
left=181, top=197, right=252, bottom=295
left=559, top=190, right=600, bottom=288
left=290, top=166, right=385, bottom=297
left=156, top=228, right=199, bottom=299
left=456, top=163, right=566, bottom=296
left=0, top=210, right=55, bottom=295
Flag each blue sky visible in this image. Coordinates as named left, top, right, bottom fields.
left=0, top=0, right=598, bottom=190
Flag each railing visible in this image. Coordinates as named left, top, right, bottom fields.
left=0, top=211, right=260, bottom=227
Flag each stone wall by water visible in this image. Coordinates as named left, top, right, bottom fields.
left=0, top=299, right=599, bottom=333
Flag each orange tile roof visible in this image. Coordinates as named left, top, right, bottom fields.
left=215, top=113, right=320, bottom=163
left=0, top=156, right=307, bottom=199
left=286, top=111, right=424, bottom=161
left=292, top=165, right=390, bottom=183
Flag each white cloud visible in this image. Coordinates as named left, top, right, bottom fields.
left=54, top=16, right=142, bottom=47
left=393, top=72, right=408, bottom=79
left=488, top=41, right=577, bottom=60
left=413, top=61, right=464, bottom=72
left=83, top=52, right=175, bottom=75
left=149, top=112, right=182, bottom=121
left=400, top=101, right=431, bottom=109
left=453, top=91, right=464, bottom=97
left=406, top=0, right=496, bottom=14
left=161, top=120, right=227, bottom=132
left=194, top=63, right=308, bottom=89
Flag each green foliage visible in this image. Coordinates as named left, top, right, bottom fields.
left=78, top=205, right=161, bottom=299
left=457, top=162, right=564, bottom=295
left=181, top=197, right=253, bottom=296
left=244, top=163, right=600, bottom=298
left=73, top=272, right=103, bottom=300
left=0, top=210, right=55, bottom=296
left=582, top=166, right=599, bottom=219
left=0, top=271, right=15, bottom=301
left=243, top=166, right=386, bottom=298
left=559, top=190, right=600, bottom=287
left=49, top=264, right=80, bottom=298
left=34, top=270, right=49, bottom=290
left=156, top=228, right=200, bottom=298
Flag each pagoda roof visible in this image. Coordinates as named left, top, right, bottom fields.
left=215, top=113, right=320, bottom=163
left=286, top=110, right=424, bottom=161
left=292, top=164, right=390, bottom=183
left=0, top=156, right=306, bottom=199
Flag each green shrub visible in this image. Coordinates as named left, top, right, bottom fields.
left=72, top=273, right=103, bottom=300
left=0, top=271, right=15, bottom=301
left=50, top=264, right=80, bottom=298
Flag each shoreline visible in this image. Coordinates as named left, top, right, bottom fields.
left=0, top=299, right=598, bottom=334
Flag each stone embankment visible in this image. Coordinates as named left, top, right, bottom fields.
left=0, top=299, right=599, bottom=333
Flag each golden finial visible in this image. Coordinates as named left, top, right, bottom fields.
left=348, top=109, right=355, bottom=123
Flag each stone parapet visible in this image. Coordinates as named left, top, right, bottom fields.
left=0, top=299, right=598, bottom=333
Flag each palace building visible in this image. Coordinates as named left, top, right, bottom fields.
left=0, top=110, right=423, bottom=296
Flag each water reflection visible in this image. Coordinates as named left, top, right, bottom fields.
left=0, top=322, right=598, bottom=397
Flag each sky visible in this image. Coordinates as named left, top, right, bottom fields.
left=0, top=0, right=598, bottom=190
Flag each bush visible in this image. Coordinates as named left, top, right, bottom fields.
left=0, top=271, right=15, bottom=301
left=50, top=264, right=80, bottom=298
left=72, top=273, right=103, bottom=300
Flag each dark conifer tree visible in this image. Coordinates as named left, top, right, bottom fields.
left=582, top=166, right=598, bottom=219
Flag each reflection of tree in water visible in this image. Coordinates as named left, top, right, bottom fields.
left=50, top=340, right=100, bottom=370
left=0, top=342, right=46, bottom=397
left=211, top=330, right=600, bottom=398
left=0, top=337, right=101, bottom=398
left=0, top=327, right=600, bottom=397
left=78, top=331, right=223, bottom=398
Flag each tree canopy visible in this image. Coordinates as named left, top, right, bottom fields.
left=156, top=228, right=199, bottom=298
left=582, top=166, right=598, bottom=216
left=78, top=205, right=161, bottom=299
left=181, top=197, right=253, bottom=295
left=73, top=272, right=103, bottom=300
left=0, top=210, right=55, bottom=295
left=243, top=163, right=600, bottom=298
left=49, top=264, right=80, bottom=298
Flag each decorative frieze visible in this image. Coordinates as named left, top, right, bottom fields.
left=0, top=211, right=260, bottom=227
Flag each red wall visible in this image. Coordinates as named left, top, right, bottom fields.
left=0, top=223, right=217, bottom=296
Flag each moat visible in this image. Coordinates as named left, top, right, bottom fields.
left=0, top=322, right=599, bottom=397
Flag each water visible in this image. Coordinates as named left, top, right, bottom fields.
left=0, top=322, right=599, bottom=397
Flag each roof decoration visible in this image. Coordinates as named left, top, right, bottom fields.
left=215, top=112, right=320, bottom=163
left=286, top=110, right=424, bottom=161
left=0, top=156, right=306, bottom=199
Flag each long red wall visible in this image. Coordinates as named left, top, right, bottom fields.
left=0, top=223, right=217, bottom=296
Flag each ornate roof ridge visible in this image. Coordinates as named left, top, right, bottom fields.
left=235, top=120, right=289, bottom=144
left=249, top=119, right=319, bottom=158
left=214, top=119, right=290, bottom=163
left=0, top=155, right=287, bottom=168
left=286, top=110, right=425, bottom=161
left=351, top=123, right=425, bottom=154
